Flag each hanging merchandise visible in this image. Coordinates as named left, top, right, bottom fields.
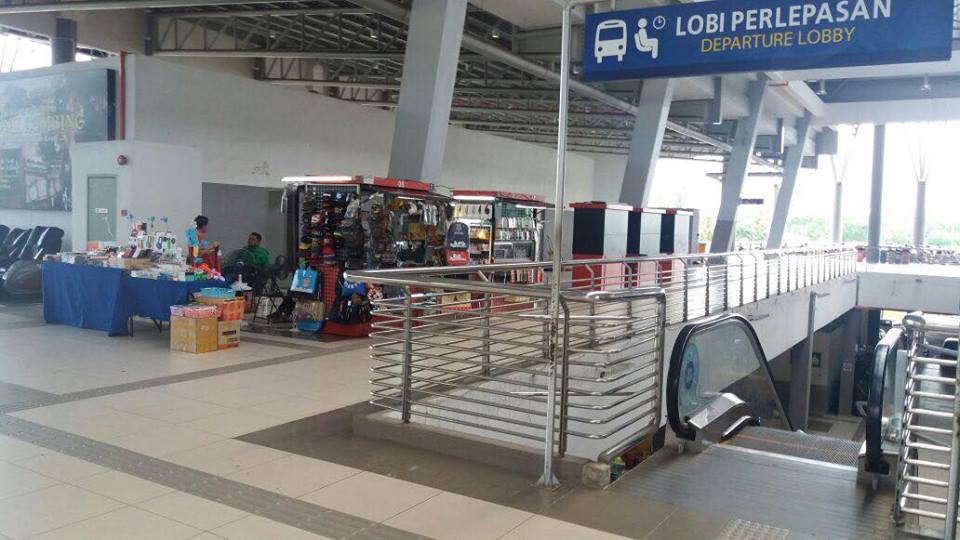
left=281, top=175, right=450, bottom=337
left=445, top=222, right=470, bottom=266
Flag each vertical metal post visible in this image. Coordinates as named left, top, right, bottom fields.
left=738, top=254, right=745, bottom=307
left=945, top=321, right=960, bottom=538
left=481, top=292, right=491, bottom=377
left=786, top=253, right=791, bottom=292
left=401, top=287, right=414, bottom=423
left=723, top=256, right=730, bottom=311
left=754, top=254, right=759, bottom=302
left=704, top=261, right=711, bottom=316
left=541, top=0, right=601, bottom=488
left=682, top=263, right=689, bottom=321
left=558, top=303, right=571, bottom=457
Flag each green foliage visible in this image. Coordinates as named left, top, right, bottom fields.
left=786, top=216, right=829, bottom=242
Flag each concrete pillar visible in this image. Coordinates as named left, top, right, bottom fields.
left=831, top=180, right=843, bottom=244
left=619, top=79, right=675, bottom=207
left=387, top=0, right=468, bottom=183
left=867, top=124, right=885, bottom=264
left=710, top=75, right=769, bottom=253
left=837, top=309, right=860, bottom=416
left=766, top=112, right=812, bottom=249
left=914, top=180, right=926, bottom=248
left=51, top=17, right=77, bottom=64
left=788, top=292, right=819, bottom=431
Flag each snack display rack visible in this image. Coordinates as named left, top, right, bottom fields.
left=451, top=190, right=551, bottom=285
left=282, top=175, right=449, bottom=336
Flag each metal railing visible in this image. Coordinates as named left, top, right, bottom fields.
left=892, top=314, right=960, bottom=539
left=345, top=247, right=856, bottom=484
left=863, top=245, right=960, bottom=266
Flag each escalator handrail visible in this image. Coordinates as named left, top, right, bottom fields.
left=864, top=326, right=905, bottom=475
left=667, top=313, right=793, bottom=441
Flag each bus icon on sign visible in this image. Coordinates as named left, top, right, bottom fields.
left=595, top=20, right=627, bottom=63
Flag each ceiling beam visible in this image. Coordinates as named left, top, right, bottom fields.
left=347, top=0, right=776, bottom=166
left=160, top=7, right=371, bottom=18
left=0, top=0, right=310, bottom=14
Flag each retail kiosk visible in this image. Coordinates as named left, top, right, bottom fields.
left=282, top=175, right=449, bottom=336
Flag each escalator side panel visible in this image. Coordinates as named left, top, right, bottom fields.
left=667, top=314, right=792, bottom=441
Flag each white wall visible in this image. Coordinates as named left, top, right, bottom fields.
left=592, top=155, right=627, bottom=202
left=125, top=55, right=597, bottom=204
left=71, top=140, right=202, bottom=251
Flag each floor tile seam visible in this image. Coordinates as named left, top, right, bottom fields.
left=294, top=469, right=367, bottom=502
left=376, top=490, right=448, bottom=527
left=130, top=494, right=250, bottom=535
left=638, top=505, right=681, bottom=540
left=0, top=414, right=428, bottom=540
left=0, top=348, right=326, bottom=414
left=0, top=462, right=68, bottom=503
left=3, top=483, right=132, bottom=537
left=16, top=503, right=135, bottom=539
left=21, top=504, right=205, bottom=540
left=493, top=512, right=538, bottom=539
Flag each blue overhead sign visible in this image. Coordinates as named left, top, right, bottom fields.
left=582, top=0, right=954, bottom=82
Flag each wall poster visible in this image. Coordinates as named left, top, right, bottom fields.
left=0, top=68, right=115, bottom=211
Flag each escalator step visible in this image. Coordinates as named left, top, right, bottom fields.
left=722, top=426, right=861, bottom=467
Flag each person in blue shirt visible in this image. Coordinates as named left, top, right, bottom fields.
left=185, top=215, right=220, bottom=269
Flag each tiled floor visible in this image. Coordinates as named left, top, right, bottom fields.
left=0, top=302, right=879, bottom=539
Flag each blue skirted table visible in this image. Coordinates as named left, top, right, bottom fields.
left=42, top=261, right=222, bottom=336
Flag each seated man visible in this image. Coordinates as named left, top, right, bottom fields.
left=223, top=232, right=271, bottom=293
left=244, top=232, right=271, bottom=268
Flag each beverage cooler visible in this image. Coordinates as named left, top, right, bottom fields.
left=450, top=190, right=551, bottom=286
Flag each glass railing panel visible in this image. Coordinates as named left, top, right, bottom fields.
left=669, top=315, right=791, bottom=439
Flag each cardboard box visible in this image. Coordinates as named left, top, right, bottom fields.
left=171, top=315, right=218, bottom=354
left=218, top=320, right=241, bottom=350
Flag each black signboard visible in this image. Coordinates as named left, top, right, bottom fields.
left=0, top=68, right=116, bottom=211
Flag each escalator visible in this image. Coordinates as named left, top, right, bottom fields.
left=667, top=313, right=863, bottom=468
left=601, top=313, right=897, bottom=538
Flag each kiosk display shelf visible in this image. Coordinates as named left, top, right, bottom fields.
left=282, top=175, right=450, bottom=336
left=451, top=190, right=551, bottom=285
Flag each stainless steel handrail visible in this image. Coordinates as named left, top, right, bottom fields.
left=891, top=313, right=960, bottom=539
left=346, top=247, right=856, bottom=486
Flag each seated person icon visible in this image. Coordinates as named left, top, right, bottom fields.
left=635, top=18, right=659, bottom=59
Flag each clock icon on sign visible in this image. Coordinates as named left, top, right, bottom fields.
left=653, top=15, right=666, bottom=30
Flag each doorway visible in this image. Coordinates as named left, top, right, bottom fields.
left=87, top=175, right=118, bottom=243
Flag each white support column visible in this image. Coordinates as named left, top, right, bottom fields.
left=619, top=79, right=675, bottom=207
left=387, top=0, right=467, bottom=183
left=831, top=180, right=843, bottom=244
left=766, top=112, right=812, bottom=249
left=710, top=75, right=769, bottom=253
left=867, top=125, right=885, bottom=264
left=914, top=180, right=927, bottom=248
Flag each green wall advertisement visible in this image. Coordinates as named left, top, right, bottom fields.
left=0, top=68, right=115, bottom=211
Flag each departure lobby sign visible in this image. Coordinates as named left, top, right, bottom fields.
left=582, top=0, right=954, bottom=81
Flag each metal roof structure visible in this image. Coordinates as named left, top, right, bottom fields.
left=2, top=0, right=960, bottom=165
